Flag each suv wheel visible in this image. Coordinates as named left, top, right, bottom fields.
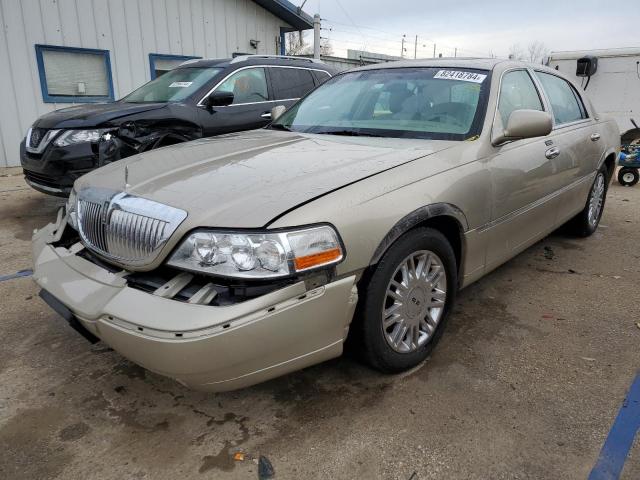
left=357, top=228, right=457, bottom=373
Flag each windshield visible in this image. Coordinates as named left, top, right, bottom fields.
left=272, top=67, right=491, bottom=140
left=122, top=67, right=223, bottom=103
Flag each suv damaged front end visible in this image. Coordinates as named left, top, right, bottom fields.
left=33, top=187, right=358, bottom=391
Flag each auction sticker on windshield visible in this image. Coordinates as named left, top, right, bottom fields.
left=434, top=70, right=487, bottom=83
left=169, top=82, right=193, bottom=88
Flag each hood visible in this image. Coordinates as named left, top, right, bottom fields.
left=76, top=129, right=458, bottom=228
left=34, top=102, right=168, bottom=129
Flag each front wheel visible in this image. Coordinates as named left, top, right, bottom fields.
left=356, top=228, right=457, bottom=373
left=618, top=167, right=639, bottom=187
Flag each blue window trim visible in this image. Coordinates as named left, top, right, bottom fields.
left=279, top=28, right=287, bottom=56
left=35, top=44, right=115, bottom=104
left=148, top=53, right=201, bottom=80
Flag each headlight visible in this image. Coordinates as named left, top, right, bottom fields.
left=167, top=225, right=344, bottom=279
left=54, top=129, right=109, bottom=147
left=66, top=189, right=78, bottom=230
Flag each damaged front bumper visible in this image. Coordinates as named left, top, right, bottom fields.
left=32, top=216, right=359, bottom=391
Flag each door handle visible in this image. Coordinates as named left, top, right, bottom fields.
left=590, top=133, right=601, bottom=141
left=260, top=112, right=271, bottom=119
left=545, top=146, right=560, bottom=159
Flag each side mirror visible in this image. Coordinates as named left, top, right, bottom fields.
left=492, top=110, right=553, bottom=146
left=271, top=105, right=287, bottom=122
left=203, top=91, right=234, bottom=108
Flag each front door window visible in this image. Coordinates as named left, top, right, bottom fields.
left=216, top=68, right=268, bottom=104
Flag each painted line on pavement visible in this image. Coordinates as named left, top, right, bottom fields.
left=0, top=269, right=33, bottom=282
left=588, top=372, right=640, bottom=480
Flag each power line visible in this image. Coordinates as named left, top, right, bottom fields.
left=322, top=17, right=493, bottom=58
left=331, top=0, right=367, bottom=51
left=291, top=0, right=496, bottom=58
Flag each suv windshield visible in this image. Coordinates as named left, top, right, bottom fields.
left=122, top=67, right=223, bottom=103
left=272, top=67, right=491, bottom=140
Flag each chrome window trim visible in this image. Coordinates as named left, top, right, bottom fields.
left=548, top=118, right=592, bottom=130
left=204, top=98, right=301, bottom=108
left=197, top=65, right=332, bottom=107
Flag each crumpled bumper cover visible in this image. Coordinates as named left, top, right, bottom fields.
left=32, top=219, right=358, bottom=391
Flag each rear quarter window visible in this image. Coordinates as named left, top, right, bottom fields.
left=312, top=70, right=331, bottom=86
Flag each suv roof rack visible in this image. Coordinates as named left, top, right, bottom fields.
left=230, top=54, right=323, bottom=64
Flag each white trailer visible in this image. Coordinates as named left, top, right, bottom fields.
left=547, top=48, right=640, bottom=143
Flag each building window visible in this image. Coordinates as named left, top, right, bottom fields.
left=149, top=54, right=201, bottom=79
left=35, top=44, right=114, bottom=103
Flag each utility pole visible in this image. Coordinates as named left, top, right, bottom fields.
left=313, top=14, right=321, bottom=59
left=401, top=35, right=406, bottom=58
left=454, top=47, right=457, bottom=58
left=414, top=35, right=418, bottom=59
left=433, top=44, right=436, bottom=58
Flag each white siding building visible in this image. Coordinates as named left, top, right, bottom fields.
left=0, top=0, right=312, bottom=167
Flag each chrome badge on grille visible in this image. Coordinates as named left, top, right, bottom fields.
left=76, top=188, right=187, bottom=267
left=25, top=128, right=61, bottom=154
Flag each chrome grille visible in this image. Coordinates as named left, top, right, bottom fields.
left=76, top=189, right=187, bottom=266
left=25, top=127, right=60, bottom=154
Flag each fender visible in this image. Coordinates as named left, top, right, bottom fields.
left=369, top=202, right=469, bottom=266
left=597, top=147, right=618, bottom=171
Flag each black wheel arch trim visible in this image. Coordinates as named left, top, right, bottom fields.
left=369, top=203, right=469, bottom=268
left=598, top=147, right=619, bottom=181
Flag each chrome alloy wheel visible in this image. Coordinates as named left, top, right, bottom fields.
left=588, top=172, right=605, bottom=228
left=382, top=250, right=447, bottom=353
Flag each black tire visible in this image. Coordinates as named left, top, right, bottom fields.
left=355, top=227, right=457, bottom=373
left=618, top=167, right=639, bottom=187
left=567, top=167, right=608, bottom=237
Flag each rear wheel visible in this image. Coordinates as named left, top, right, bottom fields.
left=567, top=168, right=608, bottom=237
left=356, top=228, right=457, bottom=373
left=618, top=167, right=639, bottom=187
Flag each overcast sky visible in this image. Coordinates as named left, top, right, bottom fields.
left=292, top=0, right=639, bottom=59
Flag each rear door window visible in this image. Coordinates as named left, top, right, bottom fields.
left=534, top=72, right=587, bottom=125
left=497, top=70, right=544, bottom=127
left=270, top=68, right=316, bottom=100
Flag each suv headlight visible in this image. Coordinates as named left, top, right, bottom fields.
left=54, top=129, right=109, bottom=147
left=167, top=225, right=344, bottom=279
left=66, top=189, right=78, bottom=230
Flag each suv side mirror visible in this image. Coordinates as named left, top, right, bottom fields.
left=492, top=109, right=553, bottom=146
left=204, top=91, right=235, bottom=108
left=271, top=105, right=287, bottom=122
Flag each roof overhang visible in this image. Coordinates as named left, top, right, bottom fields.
left=251, top=0, right=314, bottom=30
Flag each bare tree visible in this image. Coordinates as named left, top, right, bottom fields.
left=285, top=31, right=333, bottom=57
left=320, top=38, right=334, bottom=56
left=508, top=44, right=525, bottom=61
left=526, top=41, right=549, bottom=64
left=285, top=31, right=307, bottom=55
